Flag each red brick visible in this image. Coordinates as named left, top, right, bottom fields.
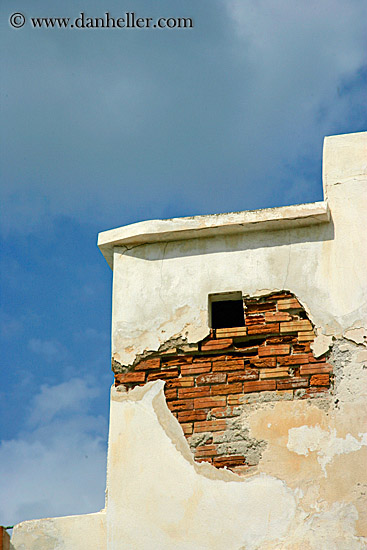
left=301, top=387, right=330, bottom=399
left=235, top=345, right=259, bottom=355
left=258, top=345, right=290, bottom=356
left=310, top=374, right=330, bottom=386
left=178, top=410, right=208, bottom=422
left=265, top=312, right=292, bottom=322
left=216, top=327, right=247, bottom=338
left=308, top=354, right=326, bottom=363
left=266, top=336, right=296, bottom=344
left=135, top=358, right=160, bottom=371
left=114, top=372, right=145, bottom=384
left=147, top=369, right=179, bottom=381
left=201, top=338, right=233, bottom=351
left=197, top=372, right=226, bottom=385
left=213, top=455, right=246, bottom=468
left=277, top=378, right=309, bottom=390
left=243, top=380, right=276, bottom=393
left=164, top=388, right=177, bottom=400
left=194, top=355, right=225, bottom=363
left=280, top=320, right=313, bottom=333
left=194, top=396, right=226, bottom=409
left=162, top=356, right=193, bottom=367
left=250, top=357, right=277, bottom=368
left=212, top=359, right=245, bottom=372
left=195, top=457, right=212, bottom=464
left=277, top=298, right=302, bottom=310
left=166, top=377, right=195, bottom=388
left=181, top=363, right=212, bottom=376
left=247, top=324, right=280, bottom=335
left=211, top=383, right=243, bottom=395
left=278, top=354, right=310, bottom=366
left=181, top=422, right=193, bottom=436
left=245, top=314, right=265, bottom=326
left=210, top=406, right=239, bottom=418
left=194, top=420, right=227, bottom=433
left=227, top=369, right=258, bottom=382
left=300, top=363, right=333, bottom=375
left=167, top=399, right=194, bottom=412
left=178, top=387, right=210, bottom=399
left=195, top=445, right=218, bottom=458
left=245, top=301, right=276, bottom=313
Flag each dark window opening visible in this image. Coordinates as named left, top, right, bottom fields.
left=211, top=299, right=245, bottom=329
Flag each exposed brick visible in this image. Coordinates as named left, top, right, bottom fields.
left=181, top=423, right=193, bottom=436
left=235, top=345, right=259, bottom=355
left=266, top=335, right=296, bottom=344
left=277, top=298, right=302, bottom=310
left=212, top=359, right=245, bottom=372
left=249, top=356, right=277, bottom=368
left=178, top=387, right=211, bottom=399
left=196, top=372, right=226, bottom=385
left=147, top=369, right=179, bottom=381
left=195, top=445, right=218, bottom=458
left=166, top=377, right=195, bottom=388
left=264, top=312, right=292, bottom=322
left=181, top=363, right=212, bottom=376
left=216, top=327, right=247, bottom=338
left=308, top=354, right=326, bottom=363
left=280, top=320, right=313, bottom=333
left=258, top=345, right=290, bottom=356
left=227, top=394, right=244, bottom=405
left=310, top=374, right=330, bottom=386
left=260, top=368, right=290, bottom=379
left=194, top=420, right=227, bottom=433
left=243, top=380, right=276, bottom=393
left=247, top=324, right=280, bottom=335
left=277, top=378, right=309, bottom=390
left=300, top=363, right=333, bottom=375
left=178, top=410, right=208, bottom=422
left=245, top=314, right=265, bottom=326
left=162, top=356, right=193, bottom=367
left=227, top=369, right=258, bottom=382
left=211, top=383, right=243, bottom=395
left=210, top=406, right=240, bottom=418
left=213, top=455, right=246, bottom=468
left=167, top=399, right=194, bottom=412
left=135, top=358, right=161, bottom=371
left=164, top=388, right=177, bottom=400
left=245, top=302, right=276, bottom=313
left=293, top=343, right=311, bottom=353
left=298, top=331, right=315, bottom=342
left=195, top=457, right=212, bottom=464
left=201, top=338, right=233, bottom=351
left=301, top=387, right=330, bottom=399
left=194, top=396, right=226, bottom=409
left=114, top=372, right=145, bottom=384
left=278, top=353, right=310, bottom=365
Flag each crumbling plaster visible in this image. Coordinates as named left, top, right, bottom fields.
left=109, top=132, right=367, bottom=367
left=11, top=132, right=367, bottom=549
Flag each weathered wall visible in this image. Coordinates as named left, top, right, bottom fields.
left=111, top=133, right=367, bottom=367
left=11, top=131, right=367, bottom=549
left=114, top=291, right=334, bottom=472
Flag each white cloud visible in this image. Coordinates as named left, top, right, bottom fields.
left=28, top=338, right=66, bottom=360
left=0, top=377, right=108, bottom=526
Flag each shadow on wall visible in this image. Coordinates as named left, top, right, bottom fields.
left=116, top=216, right=335, bottom=262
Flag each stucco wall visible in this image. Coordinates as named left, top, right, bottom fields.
left=11, top=132, right=367, bottom=549
left=111, top=132, right=367, bottom=367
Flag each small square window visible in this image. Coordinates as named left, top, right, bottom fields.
left=209, top=292, right=245, bottom=329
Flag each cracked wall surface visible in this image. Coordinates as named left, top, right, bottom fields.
left=10, top=132, right=367, bottom=549
left=114, top=291, right=334, bottom=472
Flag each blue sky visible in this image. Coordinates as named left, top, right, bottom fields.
left=1, top=0, right=366, bottom=527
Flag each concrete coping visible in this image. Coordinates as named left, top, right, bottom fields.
left=98, top=200, right=330, bottom=268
